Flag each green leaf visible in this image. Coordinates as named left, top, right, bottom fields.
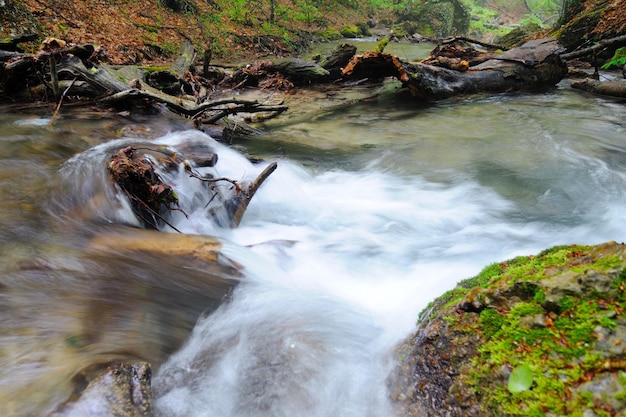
left=508, top=364, right=533, bottom=393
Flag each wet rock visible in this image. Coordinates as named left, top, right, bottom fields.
left=390, top=242, right=626, bottom=416
left=51, top=362, right=154, bottom=417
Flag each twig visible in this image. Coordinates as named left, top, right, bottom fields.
left=183, top=161, right=247, bottom=196
left=441, top=36, right=507, bottom=51
left=52, top=77, right=77, bottom=119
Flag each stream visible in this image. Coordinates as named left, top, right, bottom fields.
left=1, top=61, right=626, bottom=416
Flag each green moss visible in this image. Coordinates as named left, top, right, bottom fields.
left=340, top=24, right=360, bottom=38
left=478, top=308, right=505, bottom=339
left=423, top=243, right=626, bottom=415
left=437, top=245, right=591, bottom=312
left=316, top=27, right=342, bottom=41
left=601, top=47, right=626, bottom=70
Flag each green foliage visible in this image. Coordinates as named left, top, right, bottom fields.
left=447, top=244, right=626, bottom=415
left=376, top=37, right=389, bottom=53
left=601, top=47, right=626, bottom=70
left=340, top=24, right=360, bottom=38
left=508, top=364, right=534, bottom=393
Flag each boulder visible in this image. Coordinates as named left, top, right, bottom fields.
left=389, top=242, right=626, bottom=416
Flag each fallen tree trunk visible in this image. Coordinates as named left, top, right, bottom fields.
left=571, top=78, right=626, bottom=98
left=1, top=40, right=288, bottom=131
left=342, top=38, right=568, bottom=100
left=560, top=34, right=626, bottom=60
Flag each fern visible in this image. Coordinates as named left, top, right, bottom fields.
left=601, top=47, right=626, bottom=70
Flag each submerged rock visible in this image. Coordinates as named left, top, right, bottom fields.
left=51, top=362, right=154, bottom=417
left=389, top=242, right=626, bottom=416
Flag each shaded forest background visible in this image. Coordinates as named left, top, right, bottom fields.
left=2, top=0, right=626, bottom=65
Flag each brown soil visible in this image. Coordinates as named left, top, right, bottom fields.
left=18, top=0, right=372, bottom=65
left=593, top=0, right=626, bottom=35
left=12, top=0, right=626, bottom=66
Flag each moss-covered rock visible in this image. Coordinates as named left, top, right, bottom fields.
left=340, top=24, right=360, bottom=38
left=554, top=7, right=604, bottom=51
left=390, top=242, right=626, bottom=417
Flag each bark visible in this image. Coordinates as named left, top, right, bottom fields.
left=560, top=34, right=626, bottom=60
left=267, top=58, right=330, bottom=81
left=571, top=78, right=626, bottom=98
left=229, top=162, right=277, bottom=227
left=319, top=43, right=358, bottom=71
left=342, top=38, right=568, bottom=101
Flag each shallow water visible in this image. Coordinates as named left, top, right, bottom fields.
left=1, top=75, right=625, bottom=417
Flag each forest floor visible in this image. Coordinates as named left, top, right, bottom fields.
left=19, top=0, right=389, bottom=65
left=12, top=0, right=626, bottom=67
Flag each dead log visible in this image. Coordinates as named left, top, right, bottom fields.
left=571, top=78, right=626, bottom=98
left=267, top=58, right=330, bottom=81
left=440, top=36, right=506, bottom=51
left=0, top=33, right=38, bottom=52
left=319, top=43, right=357, bottom=71
left=98, top=82, right=288, bottom=121
left=342, top=38, right=568, bottom=100
left=228, top=162, right=277, bottom=227
left=560, top=34, right=626, bottom=61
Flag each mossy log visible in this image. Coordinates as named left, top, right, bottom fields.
left=559, top=34, right=626, bottom=61
left=342, top=38, right=568, bottom=100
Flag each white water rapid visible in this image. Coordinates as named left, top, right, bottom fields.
left=120, top=119, right=625, bottom=417
left=1, top=85, right=625, bottom=417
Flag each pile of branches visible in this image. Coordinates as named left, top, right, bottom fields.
left=107, top=145, right=277, bottom=230
left=0, top=38, right=297, bottom=132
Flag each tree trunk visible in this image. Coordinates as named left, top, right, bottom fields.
left=342, top=38, right=568, bottom=101
left=571, top=78, right=626, bottom=98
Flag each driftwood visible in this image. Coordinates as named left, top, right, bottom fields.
left=2, top=36, right=573, bottom=115
left=0, top=40, right=288, bottom=133
left=571, top=78, right=626, bottom=98
left=342, top=38, right=568, bottom=100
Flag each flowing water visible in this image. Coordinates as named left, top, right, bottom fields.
left=1, top=72, right=626, bottom=417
